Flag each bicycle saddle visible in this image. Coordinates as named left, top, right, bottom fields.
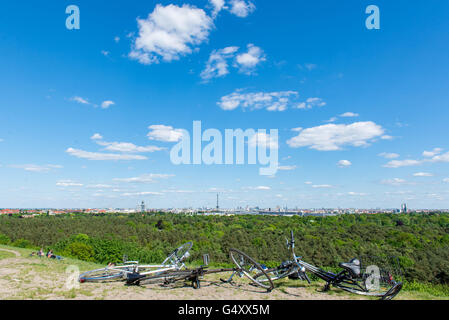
left=339, top=258, right=361, bottom=277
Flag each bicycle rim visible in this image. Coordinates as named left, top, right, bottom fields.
left=229, top=248, right=274, bottom=291
left=79, top=268, right=125, bottom=282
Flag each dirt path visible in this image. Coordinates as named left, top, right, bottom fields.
left=0, top=248, right=20, bottom=257
left=0, top=253, right=360, bottom=300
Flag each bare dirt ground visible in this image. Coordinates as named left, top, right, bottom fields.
left=0, top=247, right=363, bottom=300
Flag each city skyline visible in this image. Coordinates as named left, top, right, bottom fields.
left=1, top=1, right=449, bottom=209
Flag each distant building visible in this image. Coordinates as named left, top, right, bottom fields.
left=140, top=201, right=146, bottom=213
left=400, top=203, right=407, bottom=213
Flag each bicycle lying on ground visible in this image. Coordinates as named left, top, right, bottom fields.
left=254, top=231, right=403, bottom=300
left=126, top=248, right=274, bottom=292
left=79, top=242, right=192, bottom=283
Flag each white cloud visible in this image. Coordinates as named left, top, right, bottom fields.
left=348, top=192, right=367, bottom=196
left=66, top=148, right=147, bottom=161
left=101, top=50, right=110, bottom=57
left=147, top=125, right=185, bottom=142
left=381, top=178, right=408, bottom=186
left=278, top=165, right=297, bottom=171
left=383, top=159, right=422, bottom=168
left=114, top=36, right=120, bottom=43
left=209, top=0, right=226, bottom=17
left=86, top=184, right=114, bottom=189
left=337, top=160, right=352, bottom=168
left=229, top=0, right=255, bottom=17
left=443, top=178, right=449, bottom=183
left=340, top=112, right=359, bottom=118
left=96, top=141, right=164, bottom=153
left=304, top=181, right=313, bottom=185
left=423, top=148, right=443, bottom=157
left=56, top=180, right=83, bottom=187
left=129, top=4, right=213, bottom=64
left=430, top=151, right=449, bottom=163
left=248, top=132, right=278, bottom=150
left=217, top=90, right=298, bottom=111
left=378, top=152, right=400, bottom=159
left=0, top=138, right=3, bottom=142
left=114, top=173, right=174, bottom=183
left=70, top=96, right=89, bottom=105
left=287, top=121, right=385, bottom=151
left=254, top=186, right=271, bottom=190
left=122, top=191, right=164, bottom=197
left=9, top=164, right=62, bottom=173
left=101, top=101, right=115, bottom=109
left=295, top=97, right=326, bottom=110
left=413, top=172, right=433, bottom=177
left=91, top=133, right=103, bottom=140
left=312, top=184, right=333, bottom=189
left=235, top=44, right=266, bottom=74
left=200, top=46, right=239, bottom=81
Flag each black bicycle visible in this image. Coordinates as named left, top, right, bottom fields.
left=126, top=248, right=274, bottom=292
left=254, top=231, right=403, bottom=300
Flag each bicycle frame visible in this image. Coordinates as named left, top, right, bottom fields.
left=285, top=231, right=403, bottom=299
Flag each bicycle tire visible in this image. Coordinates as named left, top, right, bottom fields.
left=79, top=267, right=129, bottom=283
left=229, top=248, right=274, bottom=292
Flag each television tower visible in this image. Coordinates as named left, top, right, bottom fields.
left=216, top=193, right=219, bottom=210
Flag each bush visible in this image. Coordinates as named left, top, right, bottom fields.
left=0, top=234, right=10, bottom=245
left=11, top=238, right=33, bottom=248
left=63, top=242, right=95, bottom=261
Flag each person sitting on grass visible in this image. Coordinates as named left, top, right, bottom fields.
left=46, top=249, right=63, bottom=260
left=38, top=248, right=44, bottom=257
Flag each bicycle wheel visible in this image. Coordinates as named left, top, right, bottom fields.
left=162, top=242, right=193, bottom=265
left=254, top=267, right=294, bottom=283
left=229, top=248, right=274, bottom=292
left=79, top=267, right=128, bottom=283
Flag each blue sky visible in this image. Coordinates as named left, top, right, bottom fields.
left=0, top=0, right=449, bottom=209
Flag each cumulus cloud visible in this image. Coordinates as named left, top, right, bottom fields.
left=423, top=148, right=443, bottom=157
left=217, top=90, right=299, bottom=111
left=413, top=172, right=433, bottom=177
left=147, top=125, right=185, bottom=142
left=381, top=178, right=409, bottom=186
left=287, top=121, right=385, bottom=151
left=66, top=148, right=147, bottom=161
left=443, top=178, right=449, bottom=183
left=235, top=44, right=266, bottom=74
left=254, top=186, right=271, bottom=190
left=340, top=112, right=359, bottom=118
left=91, top=133, right=103, bottom=140
left=121, top=191, right=164, bottom=197
left=96, top=141, right=164, bottom=153
left=378, top=152, right=400, bottom=159
left=9, top=164, right=63, bottom=173
left=201, top=44, right=265, bottom=81
left=295, top=97, right=326, bottom=110
left=209, top=0, right=226, bottom=17
left=229, top=0, right=256, bottom=17
left=337, top=160, right=352, bottom=168
left=56, top=180, right=83, bottom=187
left=383, top=159, right=423, bottom=168
left=200, top=46, right=239, bottom=80
left=70, top=96, right=89, bottom=105
left=129, top=4, right=213, bottom=64
left=312, top=184, right=333, bottom=189
left=101, top=101, right=115, bottom=109
left=278, top=165, right=297, bottom=171
left=248, top=132, right=278, bottom=150
left=114, top=173, right=174, bottom=183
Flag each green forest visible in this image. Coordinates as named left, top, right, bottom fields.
left=1, top=212, right=448, bottom=290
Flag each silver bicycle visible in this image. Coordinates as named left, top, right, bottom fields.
left=79, top=242, right=193, bottom=283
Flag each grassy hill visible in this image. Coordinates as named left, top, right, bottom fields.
left=0, top=244, right=448, bottom=300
